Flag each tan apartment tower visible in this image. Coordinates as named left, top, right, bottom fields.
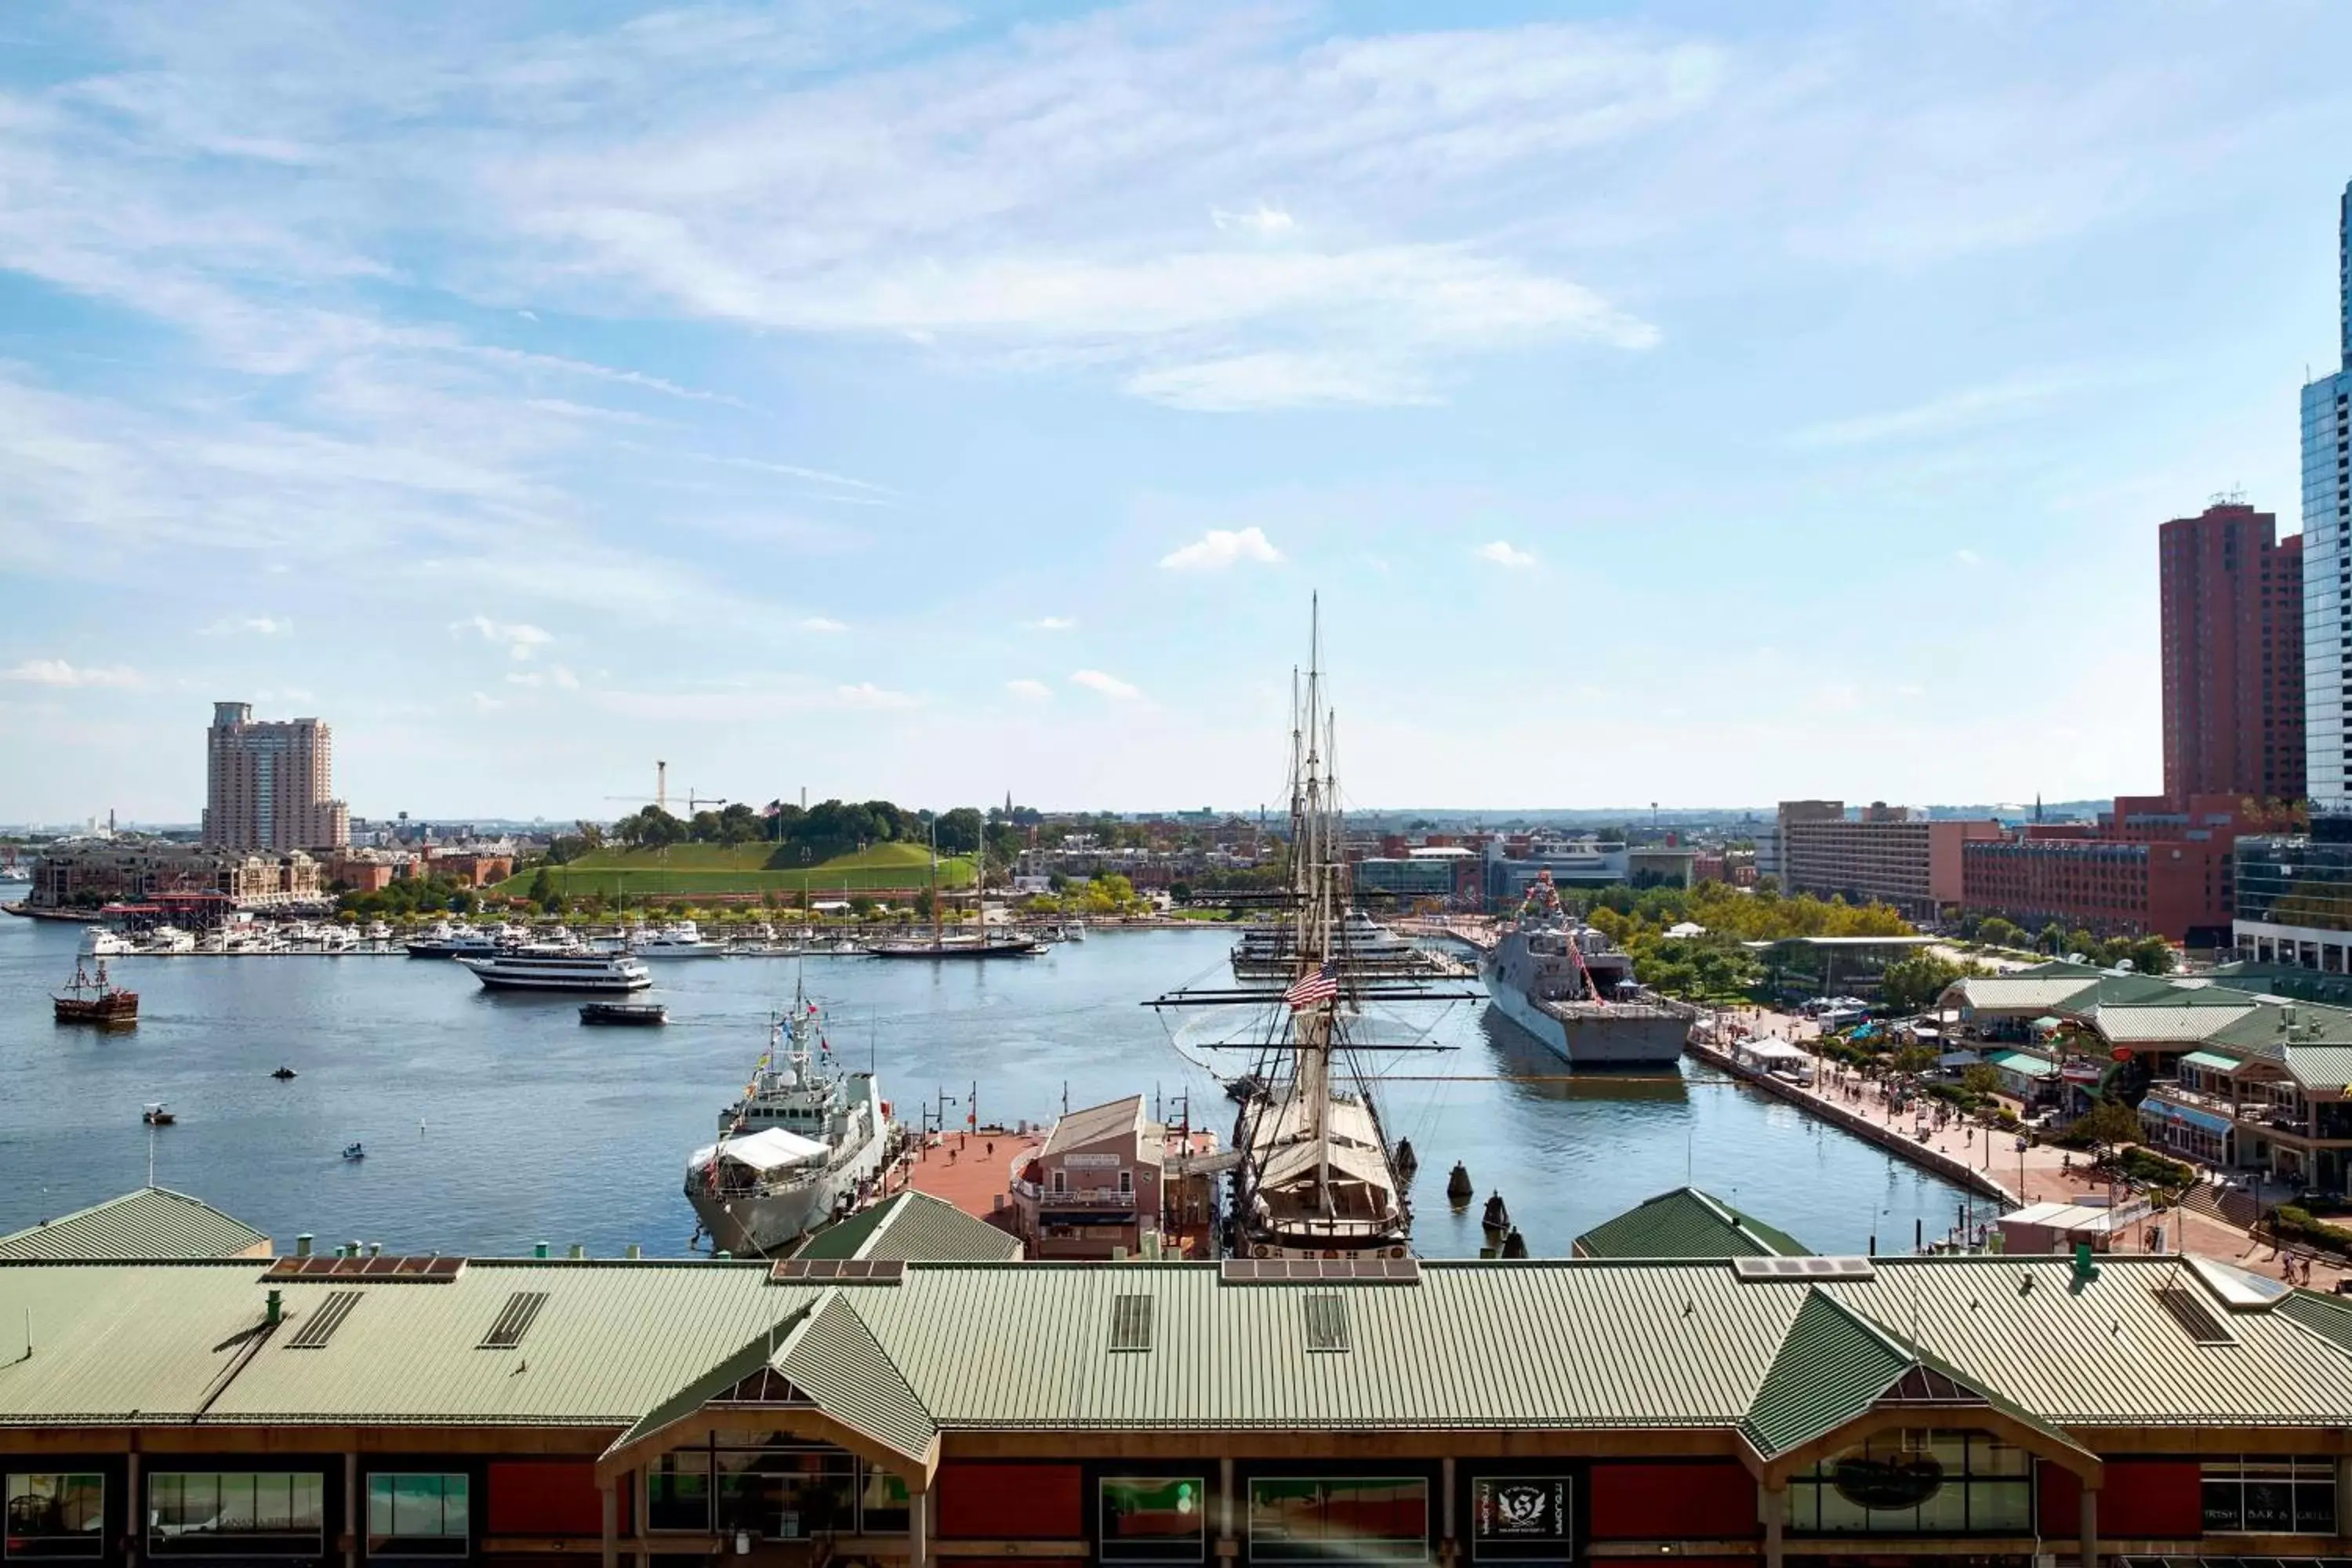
left=201, top=702, right=350, bottom=851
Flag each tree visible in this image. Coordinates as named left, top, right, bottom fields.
left=1960, top=1063, right=2003, bottom=1101
left=527, top=868, right=558, bottom=912
left=2125, top=935, right=2176, bottom=976
left=1976, top=916, right=2027, bottom=949
left=1878, top=952, right=1969, bottom=1014
left=935, top=808, right=985, bottom=855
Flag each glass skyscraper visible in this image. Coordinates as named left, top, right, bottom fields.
left=2303, top=180, right=2352, bottom=809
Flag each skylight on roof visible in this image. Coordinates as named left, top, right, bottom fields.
left=478, top=1290, right=550, bottom=1349
left=1109, top=1294, right=1153, bottom=1353
left=1303, top=1294, right=1351, bottom=1353
left=285, top=1290, right=362, bottom=1349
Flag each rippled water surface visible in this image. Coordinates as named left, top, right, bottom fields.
left=0, top=917, right=1974, bottom=1258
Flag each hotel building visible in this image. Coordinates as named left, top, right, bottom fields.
left=202, top=702, right=350, bottom=851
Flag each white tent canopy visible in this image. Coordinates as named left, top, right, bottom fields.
left=686, top=1126, right=829, bottom=1175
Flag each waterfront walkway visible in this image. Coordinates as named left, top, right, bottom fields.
left=1704, top=1006, right=2346, bottom=1289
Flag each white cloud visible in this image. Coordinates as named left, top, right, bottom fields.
left=201, top=615, right=291, bottom=636
left=1159, top=526, right=1284, bottom=571
left=1212, top=204, right=1298, bottom=236
left=798, top=615, right=848, bottom=633
left=467, top=691, right=505, bottom=713
left=1955, top=548, right=1984, bottom=568
left=1071, top=669, right=1142, bottom=700
left=1476, top=540, right=1537, bottom=569
left=505, top=664, right=580, bottom=689
left=1125, top=352, right=1436, bottom=412
left=452, top=614, right=555, bottom=659
left=1005, top=677, right=1054, bottom=701
left=1022, top=615, right=1077, bottom=631
left=2, top=658, right=144, bottom=688
left=834, top=682, right=916, bottom=710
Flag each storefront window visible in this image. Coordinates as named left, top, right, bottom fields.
left=1100, top=1478, right=1207, bottom=1564
left=1248, top=1478, right=1428, bottom=1564
left=645, top=1454, right=711, bottom=1534
left=365, top=1475, right=468, bottom=1558
left=1788, top=1432, right=2031, bottom=1536
left=2203, top=1457, right=2337, bottom=1534
left=5, top=1474, right=103, bottom=1559
left=714, top=1450, right=855, bottom=1541
left=148, top=1472, right=325, bottom=1557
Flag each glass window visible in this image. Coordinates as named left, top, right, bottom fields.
left=646, top=1454, right=711, bottom=1534
left=1101, top=1478, right=1207, bottom=1564
left=857, top=1469, right=909, bottom=1537
left=2203, top=1456, right=2337, bottom=1534
left=5, top=1474, right=103, bottom=1560
left=714, top=1450, right=854, bottom=1541
left=1466, top=1478, right=1571, bottom=1564
left=1787, top=1431, right=2035, bottom=1537
left=366, top=1475, right=468, bottom=1558
left=1248, top=1478, right=1428, bottom=1564
left=148, top=1472, right=325, bottom=1557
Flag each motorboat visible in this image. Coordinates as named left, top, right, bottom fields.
left=405, top=921, right=500, bottom=959
left=457, top=946, right=653, bottom=993
left=634, top=920, right=724, bottom=960
left=142, top=1102, right=176, bottom=1126
left=80, top=926, right=136, bottom=958
left=580, top=1001, right=669, bottom=1026
left=145, top=925, right=196, bottom=955
left=271, top=1066, right=298, bottom=1080
left=342, top=1142, right=365, bottom=1161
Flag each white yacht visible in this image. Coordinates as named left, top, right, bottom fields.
left=457, top=945, right=652, bottom=993
left=1230, top=909, right=1434, bottom=979
left=145, top=925, right=196, bottom=955
left=635, top=919, right=723, bottom=960
left=684, top=989, right=889, bottom=1255
left=317, top=927, right=360, bottom=955
left=80, top=926, right=136, bottom=958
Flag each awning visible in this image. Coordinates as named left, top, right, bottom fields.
left=687, top=1126, right=829, bottom=1174
left=2030, top=1015, right=2064, bottom=1032
left=1987, top=1049, right=2058, bottom=1076
left=2180, top=1050, right=2240, bottom=1074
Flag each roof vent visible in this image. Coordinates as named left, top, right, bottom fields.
left=1221, top=1258, right=1419, bottom=1285
left=477, top=1290, right=550, bottom=1349
left=1302, top=1294, right=1351, bottom=1353
left=1733, top=1255, right=1875, bottom=1282
left=285, top=1290, right=363, bottom=1350
left=769, top=1258, right=906, bottom=1285
left=264, top=1254, right=464, bottom=1283
left=1109, top=1294, right=1154, bottom=1353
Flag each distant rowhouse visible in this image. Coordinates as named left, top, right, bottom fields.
left=27, top=839, right=324, bottom=913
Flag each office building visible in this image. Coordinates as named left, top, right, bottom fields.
left=2158, top=502, right=2303, bottom=802
left=1776, top=801, right=2001, bottom=920
left=5, top=1249, right=2351, bottom=1567
left=1960, top=793, right=2248, bottom=943
left=202, top=702, right=350, bottom=851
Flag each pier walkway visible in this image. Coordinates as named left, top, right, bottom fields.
left=1695, top=1007, right=2345, bottom=1287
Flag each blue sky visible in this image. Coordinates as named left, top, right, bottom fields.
left=2, top=1, right=2350, bottom=823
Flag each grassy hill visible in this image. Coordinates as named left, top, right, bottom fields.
left=492, top=841, right=975, bottom=899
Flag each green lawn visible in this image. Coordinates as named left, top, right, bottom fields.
left=492, top=841, right=975, bottom=898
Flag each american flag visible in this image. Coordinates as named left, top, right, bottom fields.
left=1284, top=960, right=1340, bottom=1012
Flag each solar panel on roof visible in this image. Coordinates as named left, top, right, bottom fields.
left=477, top=1290, right=550, bottom=1349
left=1733, top=1255, right=1872, bottom=1281
left=1218, top=1258, right=1419, bottom=1285
left=285, top=1290, right=362, bottom=1349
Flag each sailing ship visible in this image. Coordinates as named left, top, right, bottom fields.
left=54, top=958, right=138, bottom=1027
left=1155, top=605, right=1454, bottom=1261
left=866, top=825, right=1038, bottom=959
left=683, top=983, right=890, bottom=1254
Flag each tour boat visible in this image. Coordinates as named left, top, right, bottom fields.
left=457, top=946, right=652, bottom=993
left=55, top=959, right=138, bottom=1027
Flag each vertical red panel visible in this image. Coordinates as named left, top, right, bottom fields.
left=488, top=1461, right=626, bottom=1537
left=2037, top=1460, right=2082, bottom=1537
left=1587, top=1462, right=1755, bottom=1541
left=937, top=1464, right=1084, bottom=1539
left=2100, top=1460, right=2202, bottom=1538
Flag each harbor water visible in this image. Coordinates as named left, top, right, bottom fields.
left=0, top=918, right=1976, bottom=1258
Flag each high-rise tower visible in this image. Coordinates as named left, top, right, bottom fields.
left=2160, top=503, right=2303, bottom=802
left=2303, top=180, right=2352, bottom=810
left=202, top=702, right=350, bottom=850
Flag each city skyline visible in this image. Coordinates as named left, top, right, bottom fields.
left=5, top=5, right=2352, bottom=819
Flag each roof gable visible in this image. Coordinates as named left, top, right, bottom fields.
left=1574, top=1189, right=1810, bottom=1260
left=1744, top=1288, right=1914, bottom=1456
left=0, top=1188, right=267, bottom=1261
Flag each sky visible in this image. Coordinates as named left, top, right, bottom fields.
left=2, top=1, right=2350, bottom=824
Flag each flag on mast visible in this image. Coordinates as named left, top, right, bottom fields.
left=1284, top=960, right=1339, bottom=1012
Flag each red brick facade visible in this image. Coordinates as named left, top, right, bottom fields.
left=2159, top=503, right=2304, bottom=803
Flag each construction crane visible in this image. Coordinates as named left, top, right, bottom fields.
left=603, top=761, right=728, bottom=815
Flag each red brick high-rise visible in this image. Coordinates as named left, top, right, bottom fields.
left=2158, top=502, right=2304, bottom=804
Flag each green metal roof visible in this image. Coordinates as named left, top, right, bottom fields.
left=2092, top=1004, right=2259, bottom=1045
left=1573, top=1188, right=1811, bottom=1260
left=1741, top=1288, right=1911, bottom=1455
left=794, top=1192, right=1021, bottom=1264
left=2179, top=1050, right=2241, bottom=1074
left=0, top=1187, right=267, bottom=1261
left=5, top=1255, right=2352, bottom=1441
left=1984, top=1049, right=2057, bottom=1076
left=2285, top=1045, right=2352, bottom=1093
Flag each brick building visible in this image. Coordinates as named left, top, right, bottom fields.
left=1962, top=794, right=2249, bottom=943
left=1776, top=804, right=2002, bottom=919
left=2158, top=503, right=2304, bottom=804
left=203, top=702, right=350, bottom=851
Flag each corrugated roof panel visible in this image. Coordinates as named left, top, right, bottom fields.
left=0, top=1265, right=267, bottom=1422
left=0, top=1189, right=267, bottom=1261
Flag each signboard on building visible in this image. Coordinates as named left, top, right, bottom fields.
left=1063, top=1153, right=1123, bottom=1169
left=1468, top=1477, right=1573, bottom=1563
